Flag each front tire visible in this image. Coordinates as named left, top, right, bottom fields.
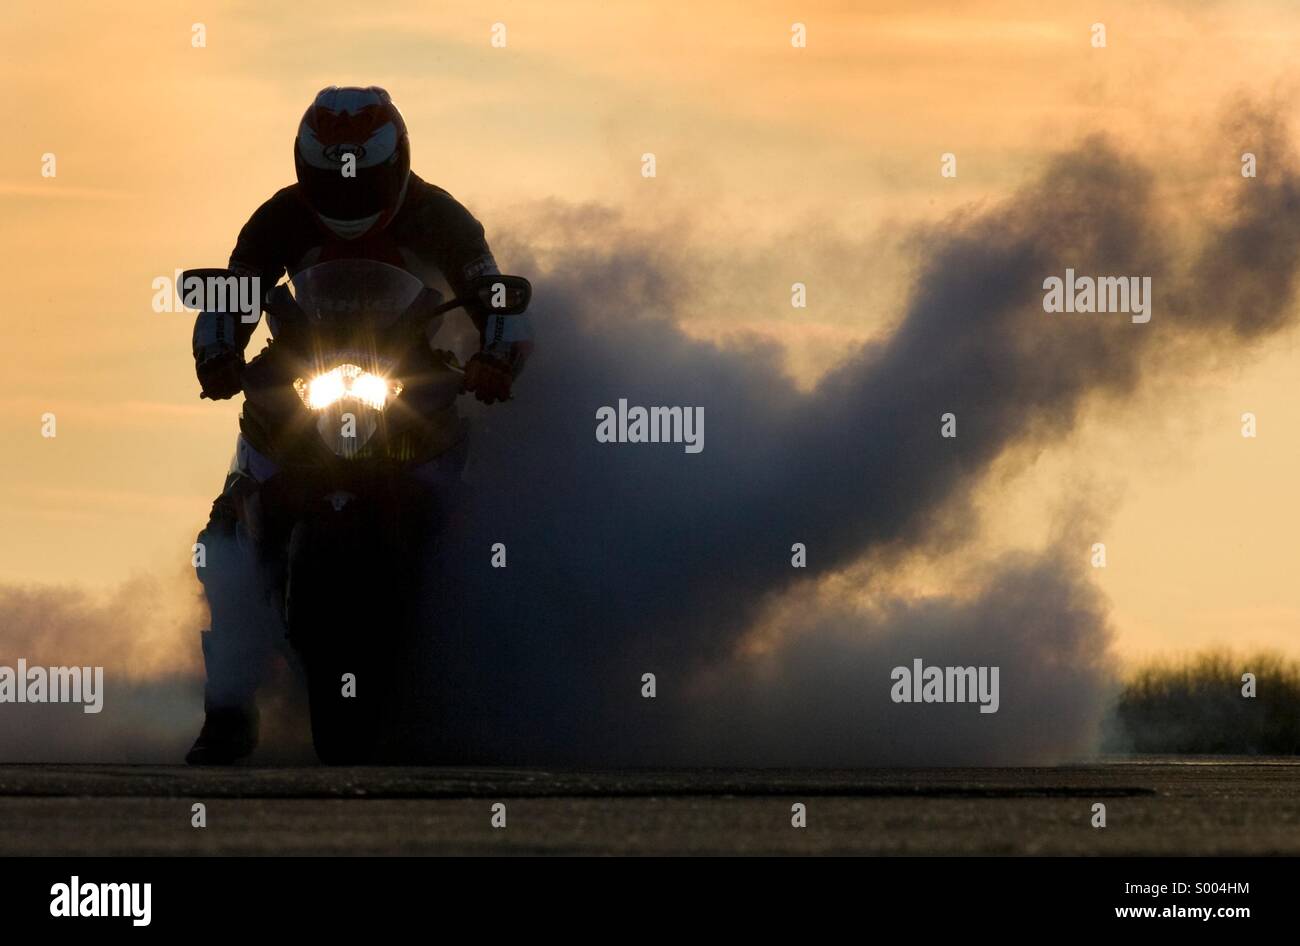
left=304, top=646, right=381, bottom=764
left=286, top=514, right=393, bottom=765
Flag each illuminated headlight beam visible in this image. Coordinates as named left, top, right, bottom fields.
left=293, top=364, right=403, bottom=411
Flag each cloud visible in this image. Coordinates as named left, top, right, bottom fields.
left=0, top=575, right=202, bottom=761
left=4, top=105, right=1298, bottom=765
left=689, top=550, right=1118, bottom=766
left=0, top=183, right=134, bottom=200
left=0, top=570, right=313, bottom=762
left=407, top=111, right=1300, bottom=765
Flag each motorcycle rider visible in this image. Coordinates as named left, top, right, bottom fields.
left=186, top=86, right=533, bottom=764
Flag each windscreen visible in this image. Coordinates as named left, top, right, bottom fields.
left=288, top=259, right=425, bottom=329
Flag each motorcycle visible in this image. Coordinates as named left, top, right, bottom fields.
left=185, top=260, right=531, bottom=763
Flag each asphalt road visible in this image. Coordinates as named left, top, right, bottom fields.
left=1, top=759, right=1297, bottom=855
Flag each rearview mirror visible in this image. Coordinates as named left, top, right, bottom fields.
left=474, top=274, right=531, bottom=315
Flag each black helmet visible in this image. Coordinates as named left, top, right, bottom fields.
left=293, top=86, right=411, bottom=239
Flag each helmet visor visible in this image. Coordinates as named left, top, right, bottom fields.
left=297, top=154, right=408, bottom=223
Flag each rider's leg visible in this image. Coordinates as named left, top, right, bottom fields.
left=186, top=470, right=282, bottom=765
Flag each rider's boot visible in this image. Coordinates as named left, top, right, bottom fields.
left=186, top=682, right=259, bottom=765
left=186, top=483, right=276, bottom=765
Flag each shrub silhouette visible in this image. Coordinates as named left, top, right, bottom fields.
left=1109, top=650, right=1300, bottom=754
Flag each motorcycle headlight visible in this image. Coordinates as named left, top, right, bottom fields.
left=293, top=364, right=403, bottom=411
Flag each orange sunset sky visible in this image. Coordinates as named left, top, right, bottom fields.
left=3, top=0, right=1300, bottom=664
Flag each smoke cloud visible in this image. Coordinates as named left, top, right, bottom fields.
left=4, top=105, right=1299, bottom=765
left=409, top=113, right=1300, bottom=765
